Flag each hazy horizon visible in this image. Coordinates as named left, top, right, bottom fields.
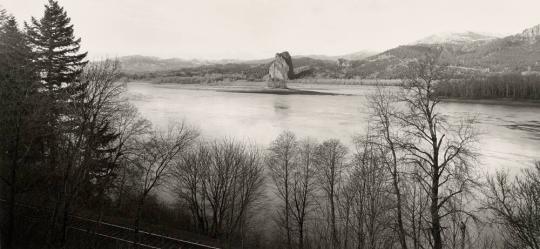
left=2, top=0, right=540, bottom=60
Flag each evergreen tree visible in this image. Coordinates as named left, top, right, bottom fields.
left=25, top=0, right=87, bottom=91
left=24, top=1, right=89, bottom=246
left=0, top=14, right=44, bottom=249
left=0, top=8, right=8, bottom=26
left=24, top=0, right=89, bottom=175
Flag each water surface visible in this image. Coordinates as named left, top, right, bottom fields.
left=127, top=82, right=540, bottom=172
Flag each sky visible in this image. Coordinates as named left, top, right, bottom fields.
left=2, top=0, right=540, bottom=60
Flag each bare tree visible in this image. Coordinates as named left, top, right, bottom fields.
left=484, top=162, right=540, bottom=249
left=131, top=122, right=198, bottom=244
left=290, top=138, right=318, bottom=249
left=172, top=142, right=211, bottom=234
left=314, top=139, right=348, bottom=249
left=172, top=139, right=265, bottom=248
left=45, top=59, right=135, bottom=246
left=443, top=194, right=484, bottom=249
left=367, top=86, right=408, bottom=249
left=397, top=51, right=478, bottom=249
left=405, top=167, right=431, bottom=249
left=267, top=131, right=298, bottom=249
left=345, top=135, right=394, bottom=249
left=109, top=104, right=151, bottom=209
left=90, top=102, right=151, bottom=247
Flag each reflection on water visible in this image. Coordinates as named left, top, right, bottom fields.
left=273, top=98, right=290, bottom=117
left=127, top=82, right=540, bottom=172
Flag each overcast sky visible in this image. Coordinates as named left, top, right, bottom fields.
left=2, top=0, right=540, bottom=60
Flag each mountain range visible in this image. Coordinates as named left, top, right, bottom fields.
left=120, top=23, right=540, bottom=79
left=118, top=50, right=377, bottom=73
left=413, top=31, right=500, bottom=45
left=353, top=24, right=540, bottom=78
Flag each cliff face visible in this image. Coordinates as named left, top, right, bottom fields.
left=268, top=51, right=294, bottom=88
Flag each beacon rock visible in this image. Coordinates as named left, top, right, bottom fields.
left=268, top=51, right=294, bottom=88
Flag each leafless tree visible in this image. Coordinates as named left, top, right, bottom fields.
left=344, top=135, right=394, bottom=249
left=90, top=103, right=151, bottom=247
left=130, top=122, right=198, bottom=244
left=172, top=139, right=265, bottom=248
left=338, top=172, right=358, bottom=249
left=404, top=167, right=431, bottom=249
left=290, top=138, right=318, bottom=249
left=267, top=131, right=298, bottom=249
left=366, top=86, right=409, bottom=249
left=47, top=59, right=137, bottom=246
left=396, top=51, right=479, bottom=249
left=314, top=139, right=348, bottom=249
left=109, top=104, right=151, bottom=209
left=443, top=194, right=485, bottom=249
left=172, top=142, right=211, bottom=234
left=484, top=162, right=540, bottom=249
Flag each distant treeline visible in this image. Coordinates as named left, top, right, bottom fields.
left=291, top=78, right=401, bottom=85
left=436, top=73, right=540, bottom=100
left=122, top=62, right=269, bottom=83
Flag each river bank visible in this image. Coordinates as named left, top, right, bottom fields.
left=142, top=81, right=352, bottom=95
left=130, top=81, right=540, bottom=105
left=441, top=98, right=540, bottom=107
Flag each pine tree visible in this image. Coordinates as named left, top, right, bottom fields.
left=25, top=0, right=87, bottom=91
left=24, top=1, right=88, bottom=246
left=23, top=0, right=89, bottom=171
left=0, top=14, right=43, bottom=249
left=24, top=0, right=89, bottom=172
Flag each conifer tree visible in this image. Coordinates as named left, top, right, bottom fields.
left=24, top=1, right=89, bottom=246
left=0, top=14, right=43, bottom=249
left=25, top=0, right=87, bottom=91
left=24, top=0, right=88, bottom=174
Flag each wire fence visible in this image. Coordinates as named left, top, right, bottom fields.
left=0, top=199, right=220, bottom=249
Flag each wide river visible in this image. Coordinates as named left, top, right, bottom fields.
left=127, top=82, right=540, bottom=173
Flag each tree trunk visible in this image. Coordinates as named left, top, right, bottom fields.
left=285, top=164, right=292, bottom=249
left=93, top=188, right=106, bottom=248
left=298, top=220, right=304, bottom=249
left=59, top=198, right=72, bottom=247
left=430, top=172, right=442, bottom=249
left=330, top=190, right=338, bottom=249
left=343, top=207, right=350, bottom=249
left=5, top=154, right=18, bottom=249
left=133, top=195, right=146, bottom=248
left=388, top=142, right=408, bottom=249
left=392, top=169, right=408, bottom=249
left=46, top=201, right=60, bottom=248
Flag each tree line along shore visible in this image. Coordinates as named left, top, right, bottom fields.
left=123, top=65, right=540, bottom=100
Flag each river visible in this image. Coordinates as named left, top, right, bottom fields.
left=127, top=82, right=540, bottom=173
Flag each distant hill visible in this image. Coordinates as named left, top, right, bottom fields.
left=118, top=50, right=376, bottom=74
left=348, top=24, right=540, bottom=78
left=235, top=51, right=377, bottom=66
left=118, top=55, right=214, bottom=73
left=299, top=50, right=378, bottom=61
left=413, top=31, right=499, bottom=45
left=449, top=25, right=540, bottom=72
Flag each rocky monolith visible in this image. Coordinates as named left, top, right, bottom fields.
left=268, top=51, right=294, bottom=88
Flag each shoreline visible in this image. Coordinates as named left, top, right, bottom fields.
left=441, top=98, right=540, bottom=107
left=130, top=82, right=540, bottom=106
left=146, top=82, right=349, bottom=95
left=216, top=88, right=344, bottom=95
